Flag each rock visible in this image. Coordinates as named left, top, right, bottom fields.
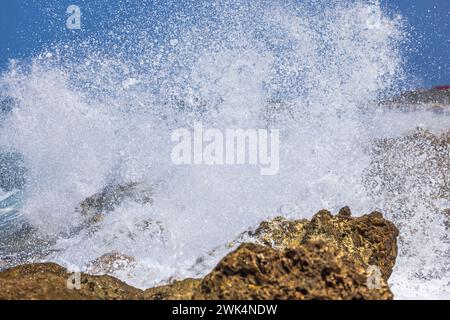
left=0, top=152, right=27, bottom=192
left=144, top=278, right=201, bottom=300
left=364, top=128, right=449, bottom=223
left=249, top=216, right=308, bottom=250
left=443, top=209, right=450, bottom=229
left=77, top=182, right=153, bottom=225
left=249, top=209, right=399, bottom=280
left=0, top=263, right=144, bottom=300
left=186, top=216, right=309, bottom=275
left=378, top=86, right=450, bottom=111
left=367, top=128, right=449, bottom=197
left=338, top=206, right=352, bottom=217
left=0, top=208, right=399, bottom=300
left=86, top=251, right=136, bottom=275
left=0, top=261, right=202, bottom=300
left=301, top=210, right=398, bottom=280
left=193, top=241, right=393, bottom=300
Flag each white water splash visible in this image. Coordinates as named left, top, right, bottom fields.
left=0, top=0, right=448, bottom=298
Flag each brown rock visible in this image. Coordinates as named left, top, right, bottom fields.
left=193, top=242, right=392, bottom=300
left=250, top=209, right=399, bottom=280
left=144, top=278, right=201, bottom=300
left=378, top=87, right=450, bottom=111
left=0, top=208, right=399, bottom=300
left=249, top=216, right=308, bottom=250
left=86, top=251, right=135, bottom=274
left=77, top=182, right=153, bottom=225
left=301, top=210, right=399, bottom=280
left=0, top=263, right=144, bottom=300
left=338, top=206, right=352, bottom=217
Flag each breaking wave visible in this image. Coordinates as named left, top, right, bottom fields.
left=0, top=0, right=448, bottom=299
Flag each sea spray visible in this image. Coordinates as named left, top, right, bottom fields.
left=0, top=0, right=447, bottom=298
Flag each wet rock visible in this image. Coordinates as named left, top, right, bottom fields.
left=301, top=210, right=398, bottom=280
left=367, top=128, right=449, bottom=197
left=186, top=216, right=309, bottom=275
left=338, top=206, right=352, bottom=217
left=86, top=251, right=136, bottom=275
left=193, top=241, right=393, bottom=300
left=0, top=208, right=399, bottom=300
left=378, top=86, right=450, bottom=111
left=249, top=209, right=399, bottom=280
left=144, top=278, right=201, bottom=300
left=77, top=182, right=153, bottom=224
left=249, top=216, right=308, bottom=250
left=0, top=262, right=202, bottom=300
left=0, top=263, right=144, bottom=300
left=0, top=152, right=27, bottom=192
left=443, top=209, right=450, bottom=229
left=364, top=128, right=449, bottom=222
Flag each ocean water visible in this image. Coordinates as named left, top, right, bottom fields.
left=0, top=0, right=448, bottom=299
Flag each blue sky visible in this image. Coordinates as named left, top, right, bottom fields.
left=0, top=0, right=448, bottom=87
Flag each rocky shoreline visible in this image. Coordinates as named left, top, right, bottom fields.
left=0, top=208, right=399, bottom=300
left=1, top=116, right=448, bottom=300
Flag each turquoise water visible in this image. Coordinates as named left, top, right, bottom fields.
left=0, top=189, right=24, bottom=231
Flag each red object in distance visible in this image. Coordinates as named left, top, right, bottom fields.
left=432, top=85, right=450, bottom=91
